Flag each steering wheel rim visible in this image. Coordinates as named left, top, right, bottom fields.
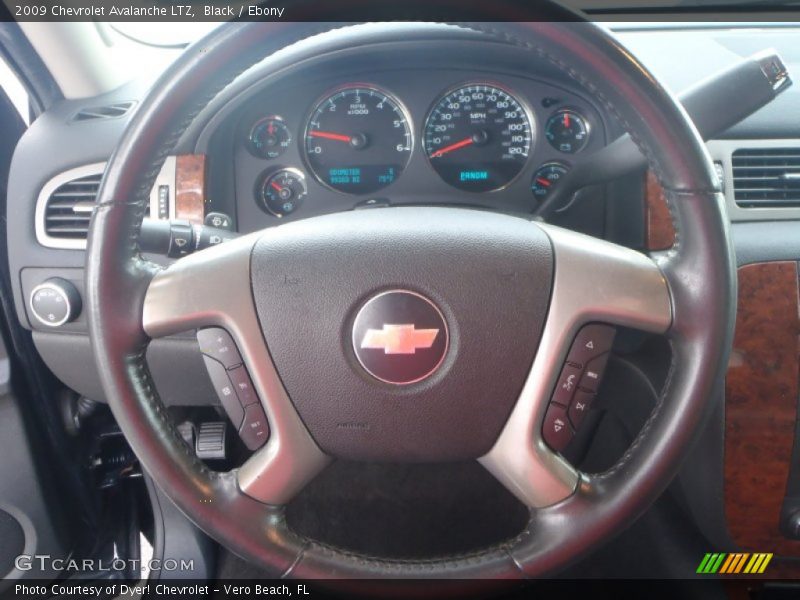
left=86, top=7, right=735, bottom=579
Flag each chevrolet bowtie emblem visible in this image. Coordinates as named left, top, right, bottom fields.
left=361, top=324, right=439, bottom=355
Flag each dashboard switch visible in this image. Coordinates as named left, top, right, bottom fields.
left=29, top=278, right=81, bottom=327
left=203, top=356, right=244, bottom=429
left=204, top=212, right=233, bottom=230
left=239, top=404, right=270, bottom=450
left=197, top=328, right=242, bottom=369
left=168, top=220, right=194, bottom=258
left=542, top=403, right=574, bottom=452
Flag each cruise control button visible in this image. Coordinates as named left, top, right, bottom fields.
left=552, top=363, right=582, bottom=406
left=542, top=403, right=574, bottom=452
left=567, top=324, right=616, bottom=368
left=569, top=389, right=595, bottom=429
left=203, top=356, right=244, bottom=429
left=197, top=328, right=242, bottom=369
left=239, top=404, right=270, bottom=450
left=228, top=366, right=258, bottom=407
left=579, top=353, right=610, bottom=392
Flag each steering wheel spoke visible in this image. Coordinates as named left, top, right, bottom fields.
left=143, top=234, right=330, bottom=505
left=480, top=223, right=673, bottom=508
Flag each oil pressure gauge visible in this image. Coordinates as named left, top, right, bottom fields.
left=248, top=116, right=291, bottom=159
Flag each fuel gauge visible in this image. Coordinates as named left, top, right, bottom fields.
left=258, top=168, right=307, bottom=217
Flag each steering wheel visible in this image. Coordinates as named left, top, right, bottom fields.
left=86, top=6, right=735, bottom=579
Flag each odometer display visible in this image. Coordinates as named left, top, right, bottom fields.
left=424, top=84, right=532, bottom=192
left=303, top=86, right=412, bottom=194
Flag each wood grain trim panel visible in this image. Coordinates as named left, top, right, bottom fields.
left=643, top=171, right=675, bottom=251
left=725, top=261, right=800, bottom=556
left=175, top=154, right=206, bottom=224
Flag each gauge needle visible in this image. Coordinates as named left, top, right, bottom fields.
left=536, top=177, right=552, bottom=187
left=430, top=137, right=474, bottom=159
left=308, top=130, right=352, bottom=143
left=270, top=181, right=283, bottom=192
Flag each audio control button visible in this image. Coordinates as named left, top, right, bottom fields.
left=197, top=328, right=242, bottom=369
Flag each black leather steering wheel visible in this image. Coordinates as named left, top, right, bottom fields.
left=86, top=5, right=735, bottom=580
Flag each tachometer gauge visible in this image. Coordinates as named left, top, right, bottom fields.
left=423, top=84, right=532, bottom=192
left=545, top=109, right=589, bottom=154
left=303, top=85, right=412, bottom=194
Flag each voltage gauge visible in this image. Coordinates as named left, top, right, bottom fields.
left=545, top=109, right=589, bottom=154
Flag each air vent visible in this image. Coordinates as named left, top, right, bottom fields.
left=732, top=148, right=800, bottom=208
left=43, top=172, right=102, bottom=240
left=72, top=101, right=135, bottom=122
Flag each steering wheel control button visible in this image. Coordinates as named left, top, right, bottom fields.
left=239, top=404, right=270, bottom=450
left=227, top=366, right=259, bottom=407
left=551, top=363, right=582, bottom=406
left=567, top=324, right=616, bottom=368
left=352, top=290, right=448, bottom=385
left=579, top=353, right=611, bottom=393
left=542, top=403, right=575, bottom=452
left=569, top=389, right=596, bottom=429
left=29, top=278, right=81, bottom=327
left=203, top=356, right=245, bottom=429
left=197, top=328, right=243, bottom=369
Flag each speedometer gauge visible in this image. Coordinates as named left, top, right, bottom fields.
left=424, top=84, right=532, bottom=192
left=303, top=85, right=412, bottom=194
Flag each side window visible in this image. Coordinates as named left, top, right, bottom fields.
left=0, top=56, right=30, bottom=126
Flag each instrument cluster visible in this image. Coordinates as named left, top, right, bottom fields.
left=229, top=71, right=606, bottom=225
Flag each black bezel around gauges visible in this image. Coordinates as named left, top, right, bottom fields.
left=302, top=84, right=414, bottom=195
left=423, top=82, right=534, bottom=193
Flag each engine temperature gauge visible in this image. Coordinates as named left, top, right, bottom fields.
left=545, top=109, right=589, bottom=154
left=248, top=116, right=291, bottom=159
left=258, top=168, right=307, bottom=217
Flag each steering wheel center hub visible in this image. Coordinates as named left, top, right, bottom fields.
left=250, top=206, right=553, bottom=462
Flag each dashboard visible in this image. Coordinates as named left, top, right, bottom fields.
left=191, top=31, right=623, bottom=241
left=223, top=71, right=605, bottom=226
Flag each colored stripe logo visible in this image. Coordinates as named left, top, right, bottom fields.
left=697, top=553, right=773, bottom=574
